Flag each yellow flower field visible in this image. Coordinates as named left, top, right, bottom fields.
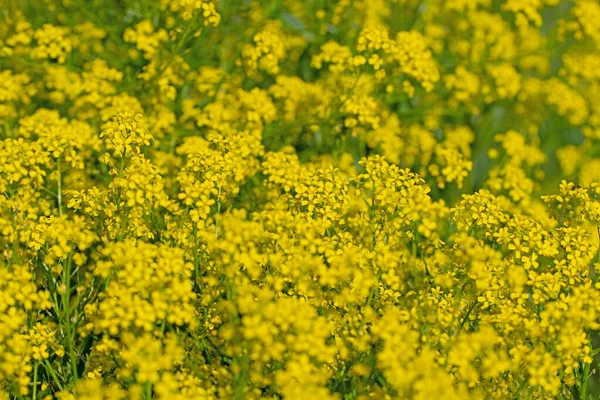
left=1, top=0, right=600, bottom=399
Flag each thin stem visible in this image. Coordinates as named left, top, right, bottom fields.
left=32, top=362, right=38, bottom=400
left=215, top=185, right=222, bottom=238
left=453, top=300, right=478, bottom=336
left=62, top=253, right=78, bottom=380
left=581, top=359, right=591, bottom=400
left=57, top=159, right=63, bottom=217
left=192, top=222, right=201, bottom=292
left=43, top=359, right=64, bottom=391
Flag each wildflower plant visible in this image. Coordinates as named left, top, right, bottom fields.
left=0, top=0, right=600, bottom=399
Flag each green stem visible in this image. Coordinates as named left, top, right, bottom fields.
left=57, top=159, right=63, bottom=216
left=215, top=185, right=222, bottom=238
left=32, top=362, right=38, bottom=400
left=193, top=222, right=200, bottom=285
left=145, top=382, right=153, bottom=399
left=453, top=300, right=478, bottom=336
left=43, top=359, right=64, bottom=391
left=62, top=253, right=78, bottom=379
left=581, top=358, right=591, bottom=400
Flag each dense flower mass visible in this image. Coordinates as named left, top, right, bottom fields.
left=1, top=0, right=600, bottom=399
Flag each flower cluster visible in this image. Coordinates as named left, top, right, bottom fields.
left=1, top=1, right=600, bottom=399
